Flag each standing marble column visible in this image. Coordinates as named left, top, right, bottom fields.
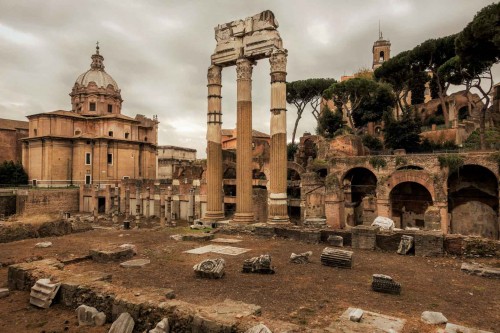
left=268, top=49, right=289, bottom=223
left=204, top=65, right=225, bottom=221
left=233, top=58, right=255, bottom=224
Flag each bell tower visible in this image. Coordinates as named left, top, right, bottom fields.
left=372, top=26, right=391, bottom=70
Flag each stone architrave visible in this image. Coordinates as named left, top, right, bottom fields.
left=204, top=65, right=224, bottom=221
left=109, top=312, right=134, bottom=333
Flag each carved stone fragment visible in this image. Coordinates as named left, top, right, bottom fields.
left=193, top=258, right=225, bottom=279
left=242, top=254, right=275, bottom=274
left=30, top=278, right=61, bottom=308
left=320, top=247, right=353, bottom=268
left=397, top=235, right=414, bottom=255
left=149, top=318, right=169, bottom=333
left=108, top=312, right=134, bottom=333
left=290, top=251, right=312, bottom=264
left=245, top=323, right=272, bottom=333
left=371, top=274, right=401, bottom=295
left=327, top=235, right=344, bottom=247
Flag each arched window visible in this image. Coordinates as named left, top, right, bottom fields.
left=379, top=51, right=385, bottom=62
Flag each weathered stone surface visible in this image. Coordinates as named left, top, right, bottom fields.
left=119, top=259, right=150, bottom=268
left=76, top=304, right=99, bottom=326
left=414, top=231, right=443, bottom=257
left=35, top=241, right=52, bottom=248
left=181, top=233, right=215, bottom=241
left=335, top=307, right=406, bottom=333
left=290, top=251, right=312, bottom=264
left=242, top=254, right=275, bottom=274
left=421, top=311, right=447, bottom=325
left=320, top=247, right=353, bottom=269
left=109, top=312, right=134, bottom=333
left=371, top=274, right=401, bottom=295
left=193, top=258, right=225, bottom=279
left=461, top=262, right=500, bottom=279
left=371, top=216, right=394, bottom=231
left=349, top=308, right=364, bottom=322
left=397, top=235, right=414, bottom=255
left=165, top=289, right=175, bottom=299
left=303, top=218, right=326, bottom=228
left=245, top=323, right=272, bottom=333
left=90, top=246, right=135, bottom=263
left=119, top=243, right=137, bottom=255
left=327, top=235, right=343, bottom=247
left=94, top=312, right=106, bottom=326
left=444, top=323, right=493, bottom=333
left=30, top=278, right=61, bottom=308
left=149, top=318, right=169, bottom=333
left=0, top=288, right=9, bottom=298
left=352, top=225, right=379, bottom=250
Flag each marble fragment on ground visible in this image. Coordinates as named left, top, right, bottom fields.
left=242, top=254, right=275, bottom=274
left=119, top=258, right=150, bottom=268
left=442, top=323, right=493, bottom=333
left=30, top=278, right=61, bottom=308
left=245, top=323, right=272, bottom=333
left=35, top=241, right=53, bottom=248
left=290, top=251, right=312, bottom=264
left=461, top=262, right=500, bottom=279
left=193, top=258, right=225, bottom=279
left=320, top=247, right=353, bottom=268
left=421, top=311, right=447, bottom=325
left=76, top=304, right=106, bottom=326
left=371, top=274, right=401, bottom=295
left=0, top=288, right=9, bottom=298
left=327, top=307, right=406, bottom=333
left=184, top=244, right=250, bottom=256
left=109, top=312, right=134, bottom=333
left=149, top=318, right=169, bottom=333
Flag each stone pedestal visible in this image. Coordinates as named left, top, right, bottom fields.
left=204, top=65, right=224, bottom=221
left=352, top=225, right=379, bottom=250
left=233, top=59, right=255, bottom=224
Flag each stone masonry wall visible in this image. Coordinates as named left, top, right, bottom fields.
left=17, top=188, right=80, bottom=215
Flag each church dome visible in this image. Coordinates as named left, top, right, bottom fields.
left=74, top=44, right=119, bottom=90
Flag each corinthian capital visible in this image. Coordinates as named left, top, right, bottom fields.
left=207, top=65, right=222, bottom=85
left=236, top=58, right=253, bottom=80
left=270, top=48, right=287, bottom=73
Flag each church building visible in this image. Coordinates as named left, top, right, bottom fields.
left=21, top=45, right=158, bottom=187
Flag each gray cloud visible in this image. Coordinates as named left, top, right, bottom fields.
left=0, top=0, right=497, bottom=157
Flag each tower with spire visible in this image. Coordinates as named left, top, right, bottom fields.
left=372, top=24, right=391, bottom=70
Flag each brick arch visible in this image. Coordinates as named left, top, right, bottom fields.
left=287, top=161, right=306, bottom=176
left=384, top=170, right=436, bottom=201
left=460, top=163, right=499, bottom=181
left=340, top=166, right=377, bottom=184
left=223, top=161, right=236, bottom=179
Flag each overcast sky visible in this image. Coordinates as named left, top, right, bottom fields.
left=0, top=0, right=497, bottom=157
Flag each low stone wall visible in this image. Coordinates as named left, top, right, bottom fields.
left=222, top=224, right=500, bottom=258
left=8, top=259, right=300, bottom=332
left=0, top=220, right=91, bottom=243
left=16, top=188, right=80, bottom=216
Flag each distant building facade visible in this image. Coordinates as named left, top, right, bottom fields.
left=21, top=46, right=158, bottom=187
left=0, top=119, right=29, bottom=163
left=157, top=145, right=197, bottom=180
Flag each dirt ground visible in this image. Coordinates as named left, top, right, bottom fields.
left=0, top=226, right=498, bottom=333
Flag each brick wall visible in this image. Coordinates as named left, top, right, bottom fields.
left=17, top=188, right=80, bottom=215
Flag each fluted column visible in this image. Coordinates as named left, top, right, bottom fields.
left=268, top=49, right=289, bottom=223
left=233, top=58, right=255, bottom=224
left=204, top=65, right=225, bottom=221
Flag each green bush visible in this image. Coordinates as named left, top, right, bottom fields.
left=362, top=134, right=383, bottom=151
left=0, top=161, right=28, bottom=186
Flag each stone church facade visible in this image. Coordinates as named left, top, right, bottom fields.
left=21, top=46, right=158, bottom=188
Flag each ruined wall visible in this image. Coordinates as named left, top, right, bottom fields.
left=451, top=201, right=498, bottom=239
left=17, top=188, right=80, bottom=215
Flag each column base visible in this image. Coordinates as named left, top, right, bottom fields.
left=232, top=212, right=255, bottom=224
left=203, top=211, right=225, bottom=222
left=267, top=215, right=290, bottom=224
